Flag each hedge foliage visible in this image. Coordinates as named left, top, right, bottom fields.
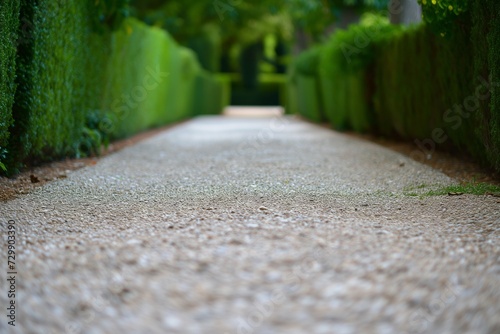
left=417, top=0, right=470, bottom=36
left=0, top=0, right=20, bottom=170
left=288, top=2, right=500, bottom=172
left=102, top=19, right=225, bottom=138
left=374, top=2, right=499, bottom=169
left=373, top=24, right=485, bottom=164
left=289, top=46, right=324, bottom=122
left=1, top=2, right=225, bottom=175
left=471, top=0, right=500, bottom=171
left=10, top=0, right=93, bottom=169
left=318, top=14, right=401, bottom=132
left=102, top=19, right=175, bottom=138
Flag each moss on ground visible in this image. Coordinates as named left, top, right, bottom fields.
left=404, top=182, right=500, bottom=197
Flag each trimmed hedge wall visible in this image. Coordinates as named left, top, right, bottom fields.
left=289, top=46, right=324, bottom=122
left=373, top=25, right=479, bottom=153
left=287, top=3, right=500, bottom=173
left=103, top=19, right=175, bottom=138
left=98, top=18, right=225, bottom=137
left=471, top=0, right=500, bottom=171
left=319, top=14, right=401, bottom=132
left=373, top=9, right=498, bottom=169
left=9, top=0, right=93, bottom=169
left=0, top=0, right=20, bottom=170
left=2, top=4, right=226, bottom=175
left=289, top=14, right=401, bottom=130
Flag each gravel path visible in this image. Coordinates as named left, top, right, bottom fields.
left=1, top=115, right=499, bottom=334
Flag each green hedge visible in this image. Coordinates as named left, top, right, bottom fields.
left=9, top=0, right=94, bottom=170
left=289, top=3, right=500, bottom=172
left=2, top=5, right=226, bottom=175
left=187, top=25, right=221, bottom=73
left=91, top=17, right=226, bottom=138
left=230, top=73, right=286, bottom=107
left=374, top=25, right=477, bottom=148
left=289, top=46, right=324, bottom=122
left=471, top=0, right=500, bottom=171
left=373, top=9, right=497, bottom=167
left=285, top=70, right=300, bottom=115
left=0, top=0, right=20, bottom=170
left=288, top=14, right=400, bottom=131
left=192, top=70, right=225, bottom=115
left=487, top=1, right=500, bottom=171
left=103, top=19, right=174, bottom=138
left=319, top=14, right=401, bottom=132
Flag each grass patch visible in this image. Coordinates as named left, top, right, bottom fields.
left=425, top=182, right=500, bottom=196
left=403, top=182, right=500, bottom=197
left=403, top=183, right=430, bottom=197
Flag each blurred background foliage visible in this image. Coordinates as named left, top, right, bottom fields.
left=128, top=0, right=392, bottom=106
left=1, top=0, right=499, bottom=175
left=417, top=0, right=469, bottom=36
left=130, top=0, right=391, bottom=69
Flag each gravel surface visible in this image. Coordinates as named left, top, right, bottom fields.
left=1, top=115, right=499, bottom=334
